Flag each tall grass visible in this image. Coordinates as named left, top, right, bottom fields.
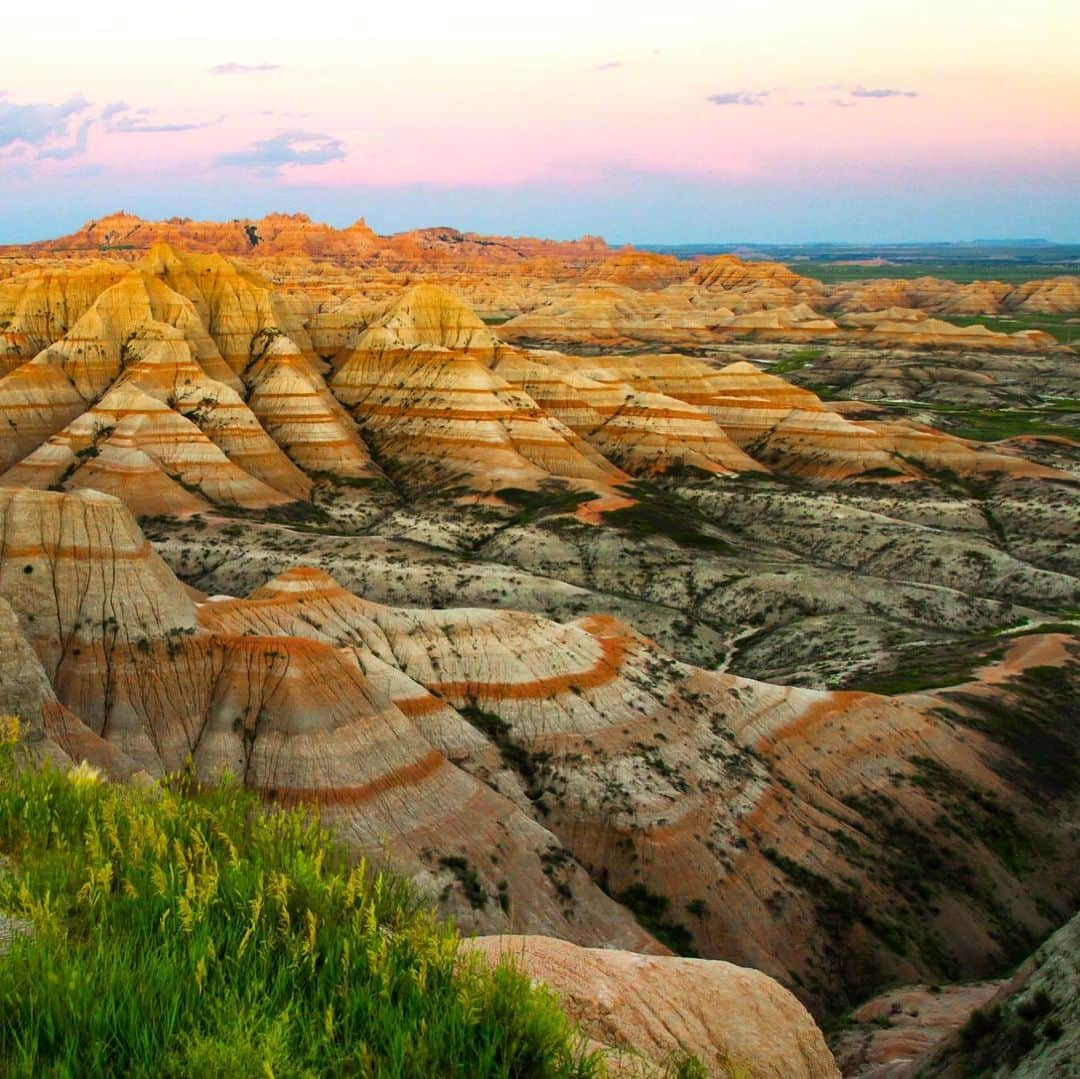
left=0, top=725, right=598, bottom=1078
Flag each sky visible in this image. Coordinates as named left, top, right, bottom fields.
left=1, top=0, right=1078, bottom=244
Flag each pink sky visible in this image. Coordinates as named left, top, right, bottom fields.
left=2, top=0, right=1078, bottom=241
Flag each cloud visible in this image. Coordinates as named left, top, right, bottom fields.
left=830, top=99, right=858, bottom=108
left=591, top=60, right=623, bottom=72
left=0, top=94, right=90, bottom=156
left=38, top=117, right=93, bottom=160
left=210, top=62, right=284, bottom=75
left=216, top=130, right=347, bottom=175
left=113, top=116, right=216, bottom=133
left=103, top=104, right=220, bottom=133
left=707, top=90, right=771, bottom=107
left=100, top=101, right=130, bottom=122
left=852, top=85, right=918, bottom=99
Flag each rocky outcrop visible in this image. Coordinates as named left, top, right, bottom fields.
left=838, top=912, right=1080, bottom=1078
left=14, top=212, right=613, bottom=269
left=467, top=935, right=841, bottom=1078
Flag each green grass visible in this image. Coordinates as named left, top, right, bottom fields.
left=497, top=486, right=599, bottom=524
left=939, top=312, right=1079, bottom=346
left=883, top=401, right=1080, bottom=443
left=0, top=740, right=598, bottom=1079
left=614, top=884, right=697, bottom=957
left=789, top=261, right=1079, bottom=284
left=938, top=662, right=1080, bottom=798
left=941, top=411, right=1080, bottom=443
left=769, top=347, right=825, bottom=374
left=845, top=638, right=1008, bottom=696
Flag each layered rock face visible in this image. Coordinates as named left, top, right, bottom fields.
left=1, top=488, right=1076, bottom=1026
left=2, top=248, right=1064, bottom=520
left=1, top=224, right=1076, bottom=1072
left=836, top=912, right=1080, bottom=1078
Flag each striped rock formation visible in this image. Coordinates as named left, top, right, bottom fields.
left=491, top=348, right=763, bottom=476
left=331, top=285, right=625, bottom=493
left=0, top=489, right=652, bottom=950
left=1, top=243, right=1068, bottom=522
left=0, top=488, right=1076, bottom=1022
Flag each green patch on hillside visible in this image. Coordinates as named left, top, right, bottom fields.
left=0, top=740, right=597, bottom=1078
left=938, top=661, right=1080, bottom=798
left=769, top=347, right=825, bottom=374
left=615, top=883, right=697, bottom=956
left=602, top=483, right=735, bottom=554
left=844, top=637, right=1006, bottom=696
left=498, top=485, right=599, bottom=524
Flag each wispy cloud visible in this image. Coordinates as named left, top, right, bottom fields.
left=830, top=98, right=857, bottom=109
left=38, top=118, right=93, bottom=160
left=216, top=130, right=347, bottom=175
left=103, top=104, right=220, bottom=133
left=852, top=85, right=918, bottom=99
left=209, top=62, right=285, bottom=75
left=0, top=94, right=90, bottom=157
left=591, top=60, right=624, bottom=72
left=707, top=90, right=771, bottom=107
left=100, top=101, right=129, bottom=122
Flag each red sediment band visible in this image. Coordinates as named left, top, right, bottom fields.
left=265, top=747, right=446, bottom=807
left=429, top=630, right=626, bottom=701
left=394, top=694, right=449, bottom=718
left=753, top=691, right=873, bottom=754
left=1, top=540, right=151, bottom=561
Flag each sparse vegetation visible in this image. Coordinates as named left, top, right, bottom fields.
left=615, top=883, right=697, bottom=956
left=603, top=483, right=735, bottom=554
left=770, top=347, right=825, bottom=374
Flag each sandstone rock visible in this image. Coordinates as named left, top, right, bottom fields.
left=466, top=934, right=841, bottom=1078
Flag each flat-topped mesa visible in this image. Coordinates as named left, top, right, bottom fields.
left=23, top=212, right=382, bottom=260
left=839, top=307, right=1058, bottom=350
left=581, top=250, right=691, bottom=289
left=826, top=273, right=1080, bottom=317
left=15, top=213, right=613, bottom=268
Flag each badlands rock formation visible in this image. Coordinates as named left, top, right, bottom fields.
left=1, top=246, right=1062, bottom=512
left=0, top=222, right=1076, bottom=1069
left=1, top=487, right=1076, bottom=1022
left=835, top=912, right=1080, bottom=1078
left=14, top=211, right=613, bottom=268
